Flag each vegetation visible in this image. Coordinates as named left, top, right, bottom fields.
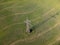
left=0, top=0, right=60, bottom=45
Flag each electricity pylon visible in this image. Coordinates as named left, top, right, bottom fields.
left=24, top=17, right=31, bottom=33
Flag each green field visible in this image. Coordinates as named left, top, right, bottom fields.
left=0, top=0, right=60, bottom=45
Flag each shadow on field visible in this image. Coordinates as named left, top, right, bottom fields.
left=30, top=11, right=59, bottom=31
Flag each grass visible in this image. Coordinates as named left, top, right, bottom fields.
left=0, top=0, right=60, bottom=45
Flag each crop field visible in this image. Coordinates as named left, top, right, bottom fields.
left=0, top=0, right=60, bottom=45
